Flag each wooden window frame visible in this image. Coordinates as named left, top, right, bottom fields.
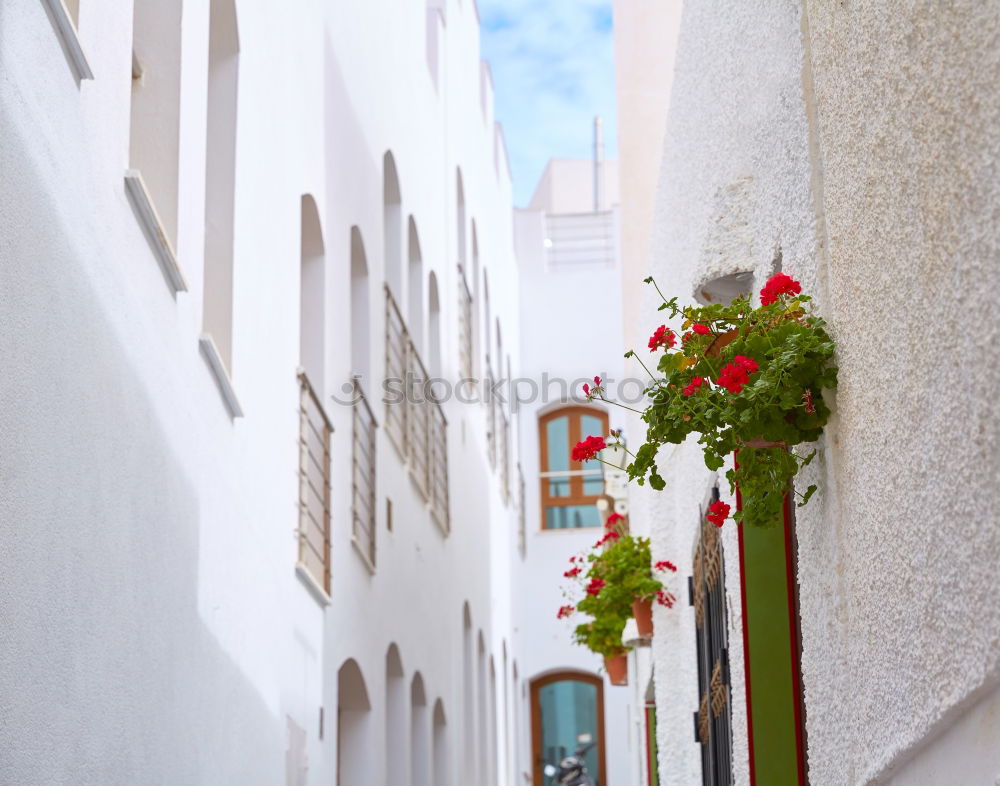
left=538, top=406, right=608, bottom=530
left=529, top=671, right=607, bottom=786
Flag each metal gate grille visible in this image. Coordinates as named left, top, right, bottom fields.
left=692, top=488, right=733, bottom=786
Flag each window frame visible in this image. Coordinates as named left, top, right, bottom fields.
left=538, top=406, right=608, bottom=530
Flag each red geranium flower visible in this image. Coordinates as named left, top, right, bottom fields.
left=593, top=531, right=621, bottom=548
left=656, top=589, right=677, bottom=608
left=654, top=560, right=677, bottom=572
left=692, top=324, right=711, bottom=335
left=707, top=501, right=730, bottom=528
left=582, top=375, right=603, bottom=400
left=716, top=356, right=758, bottom=394
left=557, top=605, right=575, bottom=619
left=759, top=273, right=802, bottom=306
left=682, top=377, right=705, bottom=396
left=563, top=567, right=581, bottom=578
left=647, top=325, right=676, bottom=352
left=605, top=513, right=625, bottom=529
left=586, top=578, right=606, bottom=596
left=571, top=435, right=607, bottom=463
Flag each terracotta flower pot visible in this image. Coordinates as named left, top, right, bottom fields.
left=706, top=328, right=740, bottom=357
left=632, top=598, right=654, bottom=638
left=604, top=653, right=628, bottom=686
left=743, top=438, right=787, bottom=449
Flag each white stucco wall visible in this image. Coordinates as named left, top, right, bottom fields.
left=512, top=176, right=637, bottom=785
left=629, top=0, right=1000, bottom=784
left=0, top=0, right=525, bottom=784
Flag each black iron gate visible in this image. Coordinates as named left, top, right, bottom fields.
left=691, top=488, right=734, bottom=785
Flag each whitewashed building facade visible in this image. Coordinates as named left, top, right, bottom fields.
left=612, top=2, right=1000, bottom=785
left=0, top=1, right=654, bottom=785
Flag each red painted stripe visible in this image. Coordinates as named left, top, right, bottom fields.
left=783, top=493, right=808, bottom=785
left=735, top=478, right=757, bottom=786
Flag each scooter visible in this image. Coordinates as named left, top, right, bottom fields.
left=542, top=734, right=597, bottom=786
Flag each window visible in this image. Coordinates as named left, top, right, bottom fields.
left=202, top=0, right=240, bottom=377
left=530, top=672, right=606, bottom=786
left=297, top=371, right=331, bottom=596
left=125, top=0, right=184, bottom=290
left=538, top=407, right=607, bottom=529
left=692, top=488, right=733, bottom=784
left=385, top=285, right=449, bottom=532
left=458, top=267, right=473, bottom=381
left=351, top=377, right=377, bottom=571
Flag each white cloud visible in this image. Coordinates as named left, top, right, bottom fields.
left=479, top=0, right=617, bottom=206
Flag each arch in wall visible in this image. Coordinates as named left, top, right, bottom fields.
left=427, top=271, right=441, bottom=378
left=482, top=269, right=491, bottom=369
left=432, top=699, right=449, bottom=786
left=337, top=659, right=373, bottom=786
left=477, top=632, right=488, bottom=778
left=462, top=603, right=475, bottom=776
left=456, top=168, right=467, bottom=269
left=489, top=655, right=499, bottom=783
left=386, top=644, right=407, bottom=784
left=350, top=227, right=371, bottom=384
left=529, top=670, right=606, bottom=786
left=470, top=220, right=481, bottom=373
left=384, top=152, right=403, bottom=300
left=411, top=672, right=430, bottom=786
left=512, top=661, right=521, bottom=781
left=299, top=194, right=325, bottom=389
left=502, top=641, right=511, bottom=782
left=129, top=0, right=184, bottom=247
left=407, top=216, right=424, bottom=352
left=202, top=0, right=240, bottom=371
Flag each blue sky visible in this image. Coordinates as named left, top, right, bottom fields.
left=478, top=0, right=618, bottom=207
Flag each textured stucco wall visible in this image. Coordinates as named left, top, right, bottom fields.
left=797, top=2, right=1000, bottom=783
left=638, top=0, right=1000, bottom=784
left=636, top=1, right=816, bottom=783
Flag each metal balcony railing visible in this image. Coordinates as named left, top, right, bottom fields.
left=384, top=285, right=450, bottom=535
left=297, top=370, right=332, bottom=594
left=352, top=378, right=378, bottom=571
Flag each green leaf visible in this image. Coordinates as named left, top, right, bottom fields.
left=798, top=484, right=817, bottom=507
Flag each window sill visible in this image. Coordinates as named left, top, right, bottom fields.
left=124, top=170, right=187, bottom=294
left=295, top=563, right=331, bottom=608
left=199, top=334, right=243, bottom=418
left=41, top=0, right=93, bottom=81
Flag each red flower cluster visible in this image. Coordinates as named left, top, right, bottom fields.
left=681, top=331, right=694, bottom=345
left=586, top=578, right=606, bottom=596
left=571, top=435, right=607, bottom=463
left=656, top=589, right=677, bottom=608
left=654, top=560, right=677, bottom=572
left=682, top=377, right=705, bottom=397
left=716, top=356, right=759, bottom=394
left=707, top=501, right=730, bottom=528
left=605, top=513, right=625, bottom=529
left=593, top=531, right=621, bottom=548
left=759, top=273, right=802, bottom=307
left=802, top=389, right=816, bottom=415
left=563, top=566, right=581, bottom=578
left=582, top=375, right=603, bottom=400
left=557, top=605, right=575, bottom=619
left=647, top=325, right=676, bottom=352
left=692, top=324, right=711, bottom=335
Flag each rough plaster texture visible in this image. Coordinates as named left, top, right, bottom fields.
left=634, top=1, right=817, bottom=783
left=635, top=0, right=1000, bottom=784
left=797, top=2, right=1000, bottom=783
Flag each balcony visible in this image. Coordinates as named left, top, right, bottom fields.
left=384, top=286, right=450, bottom=535
left=297, top=370, right=332, bottom=598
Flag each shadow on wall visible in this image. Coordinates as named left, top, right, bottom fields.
left=0, top=107, right=281, bottom=781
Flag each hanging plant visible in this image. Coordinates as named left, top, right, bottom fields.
left=559, top=515, right=679, bottom=659
left=575, top=274, right=837, bottom=529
